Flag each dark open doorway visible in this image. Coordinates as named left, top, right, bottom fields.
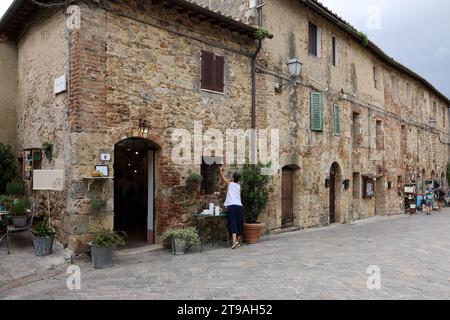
left=282, top=167, right=295, bottom=227
left=329, top=162, right=341, bottom=224
left=114, top=138, right=156, bottom=247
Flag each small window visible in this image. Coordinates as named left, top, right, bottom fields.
left=310, top=92, right=323, bottom=131
left=376, top=120, right=384, bottom=150
left=200, top=157, right=220, bottom=195
left=334, top=105, right=340, bottom=135
left=308, top=22, right=320, bottom=57
left=443, top=106, right=446, bottom=128
left=201, top=51, right=225, bottom=93
left=362, top=177, right=374, bottom=199
left=353, top=173, right=361, bottom=199
left=373, top=67, right=378, bottom=89
left=332, top=36, right=338, bottom=66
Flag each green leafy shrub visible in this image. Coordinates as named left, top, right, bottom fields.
left=9, top=198, right=29, bottom=216
left=186, top=172, right=203, bottom=184
left=241, top=162, right=273, bottom=224
left=253, top=27, right=274, bottom=40
left=6, top=181, right=25, bottom=196
left=32, top=223, right=56, bottom=237
left=160, top=227, right=200, bottom=248
left=0, top=144, right=17, bottom=194
left=358, top=31, right=369, bottom=47
left=91, top=229, right=126, bottom=247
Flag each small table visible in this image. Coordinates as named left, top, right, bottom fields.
left=192, top=213, right=228, bottom=251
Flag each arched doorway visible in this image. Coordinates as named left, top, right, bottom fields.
left=329, top=162, right=341, bottom=224
left=281, top=165, right=299, bottom=228
left=114, top=138, right=159, bottom=246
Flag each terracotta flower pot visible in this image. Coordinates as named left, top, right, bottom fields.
left=243, top=222, right=264, bottom=244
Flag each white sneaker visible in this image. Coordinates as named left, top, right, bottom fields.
left=231, top=241, right=239, bottom=249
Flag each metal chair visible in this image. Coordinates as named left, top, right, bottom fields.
left=6, top=202, right=35, bottom=254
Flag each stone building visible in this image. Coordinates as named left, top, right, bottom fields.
left=195, top=0, right=450, bottom=230
left=0, top=0, right=449, bottom=253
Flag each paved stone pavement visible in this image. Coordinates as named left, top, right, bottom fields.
left=1, top=211, right=450, bottom=300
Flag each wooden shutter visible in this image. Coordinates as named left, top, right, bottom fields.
left=201, top=51, right=214, bottom=91
left=214, top=55, right=224, bottom=93
left=334, top=105, right=340, bottom=135
left=311, top=92, right=323, bottom=131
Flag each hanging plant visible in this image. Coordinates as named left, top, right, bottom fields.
left=253, top=27, right=274, bottom=40
left=41, top=141, right=53, bottom=161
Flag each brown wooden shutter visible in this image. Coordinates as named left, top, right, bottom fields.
left=201, top=51, right=214, bottom=91
left=214, top=55, right=225, bottom=93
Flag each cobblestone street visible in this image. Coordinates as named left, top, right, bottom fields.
left=2, top=210, right=450, bottom=300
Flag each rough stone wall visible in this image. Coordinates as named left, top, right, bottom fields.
left=15, top=10, right=71, bottom=233
left=63, top=0, right=255, bottom=251
left=0, top=41, right=18, bottom=148
left=192, top=0, right=256, bottom=25
left=216, top=0, right=450, bottom=231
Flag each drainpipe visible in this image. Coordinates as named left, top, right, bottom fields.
left=251, top=39, right=262, bottom=130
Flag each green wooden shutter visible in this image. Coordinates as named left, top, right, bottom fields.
left=311, top=92, right=323, bottom=131
left=334, top=105, right=340, bottom=135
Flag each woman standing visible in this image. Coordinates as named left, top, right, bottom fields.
left=218, top=166, right=243, bottom=249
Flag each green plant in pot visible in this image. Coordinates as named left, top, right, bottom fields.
left=9, top=197, right=30, bottom=228
left=160, top=227, right=200, bottom=255
left=91, top=198, right=107, bottom=216
left=41, top=141, right=53, bottom=161
left=31, top=222, right=56, bottom=256
left=89, top=229, right=126, bottom=269
left=186, top=171, right=203, bottom=193
left=241, top=162, right=273, bottom=244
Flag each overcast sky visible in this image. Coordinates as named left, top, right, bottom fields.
left=1, top=0, right=449, bottom=98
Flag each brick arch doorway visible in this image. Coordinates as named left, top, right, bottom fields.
left=329, top=162, right=342, bottom=224
left=114, top=137, right=160, bottom=246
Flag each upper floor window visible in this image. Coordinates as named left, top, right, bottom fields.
left=310, top=92, right=323, bottom=131
left=373, top=67, right=379, bottom=89
left=333, top=105, right=340, bottom=135
left=201, top=51, right=225, bottom=93
left=308, top=22, right=321, bottom=57
left=332, top=36, right=339, bottom=66
left=443, top=106, right=446, bottom=128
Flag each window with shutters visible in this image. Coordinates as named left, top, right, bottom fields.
left=310, top=92, right=323, bottom=131
left=334, top=105, right=340, bottom=135
left=308, top=22, right=320, bottom=57
left=332, top=36, right=338, bottom=66
left=201, top=51, right=225, bottom=93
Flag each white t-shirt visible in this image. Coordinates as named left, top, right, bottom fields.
left=224, top=182, right=243, bottom=207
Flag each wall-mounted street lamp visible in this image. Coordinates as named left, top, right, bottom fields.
left=275, top=58, right=303, bottom=93
left=139, top=118, right=150, bottom=135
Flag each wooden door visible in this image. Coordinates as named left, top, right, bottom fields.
left=329, top=169, right=336, bottom=223
left=282, top=168, right=294, bottom=227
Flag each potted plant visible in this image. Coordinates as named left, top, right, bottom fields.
left=90, top=198, right=107, bottom=216
left=241, top=162, right=273, bottom=244
left=31, top=222, right=56, bottom=256
left=186, top=171, right=203, bottom=193
left=89, top=229, right=126, bottom=269
left=41, top=141, right=53, bottom=161
left=160, top=227, right=200, bottom=255
left=9, top=198, right=30, bottom=228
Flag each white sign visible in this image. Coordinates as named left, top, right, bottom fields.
left=54, top=75, right=67, bottom=95
left=33, top=170, right=64, bottom=191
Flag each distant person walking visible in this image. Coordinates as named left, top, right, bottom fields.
left=424, top=185, right=434, bottom=215
left=218, top=165, right=243, bottom=249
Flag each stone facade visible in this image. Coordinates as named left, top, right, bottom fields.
left=200, top=0, right=450, bottom=232
left=0, top=41, right=17, bottom=148
left=1, top=0, right=449, bottom=253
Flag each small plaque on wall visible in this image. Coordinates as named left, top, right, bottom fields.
left=54, top=75, right=67, bottom=95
